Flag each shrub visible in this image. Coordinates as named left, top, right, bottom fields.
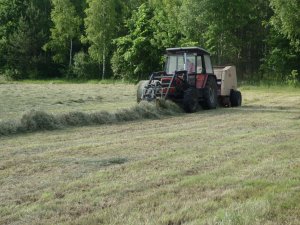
left=3, top=68, right=23, bottom=80
left=73, top=52, right=99, bottom=79
left=286, top=70, right=299, bottom=86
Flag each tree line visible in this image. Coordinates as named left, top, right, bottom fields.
left=0, top=0, right=299, bottom=82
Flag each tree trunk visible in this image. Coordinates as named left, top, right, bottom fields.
left=69, top=39, right=73, bottom=68
left=102, top=47, right=106, bottom=80
left=99, top=59, right=101, bottom=79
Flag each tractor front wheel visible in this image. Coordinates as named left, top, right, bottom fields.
left=183, top=87, right=199, bottom=113
left=202, top=76, right=218, bottom=109
left=136, top=80, right=148, bottom=103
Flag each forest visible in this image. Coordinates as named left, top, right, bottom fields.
left=0, top=0, right=299, bottom=83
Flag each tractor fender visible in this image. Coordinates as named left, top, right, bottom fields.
left=197, top=74, right=217, bottom=89
left=205, top=75, right=217, bottom=86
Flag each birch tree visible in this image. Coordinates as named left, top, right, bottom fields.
left=44, top=0, right=81, bottom=68
left=84, top=0, right=116, bottom=79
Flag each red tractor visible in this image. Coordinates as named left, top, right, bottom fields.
left=137, top=47, right=242, bottom=112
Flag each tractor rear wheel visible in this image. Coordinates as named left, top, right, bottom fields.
left=202, top=76, right=218, bottom=109
left=230, top=90, right=242, bottom=107
left=137, top=80, right=148, bottom=103
left=183, top=87, right=199, bottom=113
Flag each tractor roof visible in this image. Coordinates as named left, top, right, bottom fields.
left=166, top=47, right=210, bottom=55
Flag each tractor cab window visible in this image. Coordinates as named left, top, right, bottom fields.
left=204, top=55, right=213, bottom=74
left=166, top=55, right=184, bottom=74
left=166, top=54, right=196, bottom=74
left=186, top=55, right=196, bottom=73
left=197, top=56, right=203, bottom=73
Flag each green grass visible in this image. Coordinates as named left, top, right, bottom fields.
left=0, top=83, right=299, bottom=225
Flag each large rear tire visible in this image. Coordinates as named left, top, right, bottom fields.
left=136, top=80, right=148, bottom=103
left=230, top=90, right=242, bottom=107
left=202, top=76, right=218, bottom=109
left=183, top=87, right=199, bottom=113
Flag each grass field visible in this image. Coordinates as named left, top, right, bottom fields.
left=0, top=83, right=136, bottom=121
left=0, top=83, right=299, bottom=225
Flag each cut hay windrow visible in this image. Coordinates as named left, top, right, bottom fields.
left=0, top=100, right=182, bottom=136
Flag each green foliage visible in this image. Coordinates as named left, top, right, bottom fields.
left=112, top=3, right=161, bottom=80
left=286, top=70, right=299, bottom=86
left=73, top=51, right=99, bottom=79
left=0, top=0, right=299, bottom=81
left=150, top=0, right=183, bottom=48
left=258, top=0, right=300, bottom=82
left=0, top=0, right=25, bottom=69
left=84, top=0, right=117, bottom=79
left=261, top=26, right=300, bottom=81
left=270, top=0, right=300, bottom=52
left=1, top=0, right=52, bottom=79
left=2, top=68, right=22, bottom=80
left=44, top=0, right=81, bottom=66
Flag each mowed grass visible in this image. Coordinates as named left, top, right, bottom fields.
left=0, top=83, right=299, bottom=225
left=0, top=83, right=136, bottom=121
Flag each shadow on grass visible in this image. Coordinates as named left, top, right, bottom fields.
left=52, top=157, right=128, bottom=167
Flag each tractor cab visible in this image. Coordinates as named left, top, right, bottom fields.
left=164, top=47, right=214, bottom=89
left=165, top=47, right=212, bottom=75
left=165, top=52, right=202, bottom=74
